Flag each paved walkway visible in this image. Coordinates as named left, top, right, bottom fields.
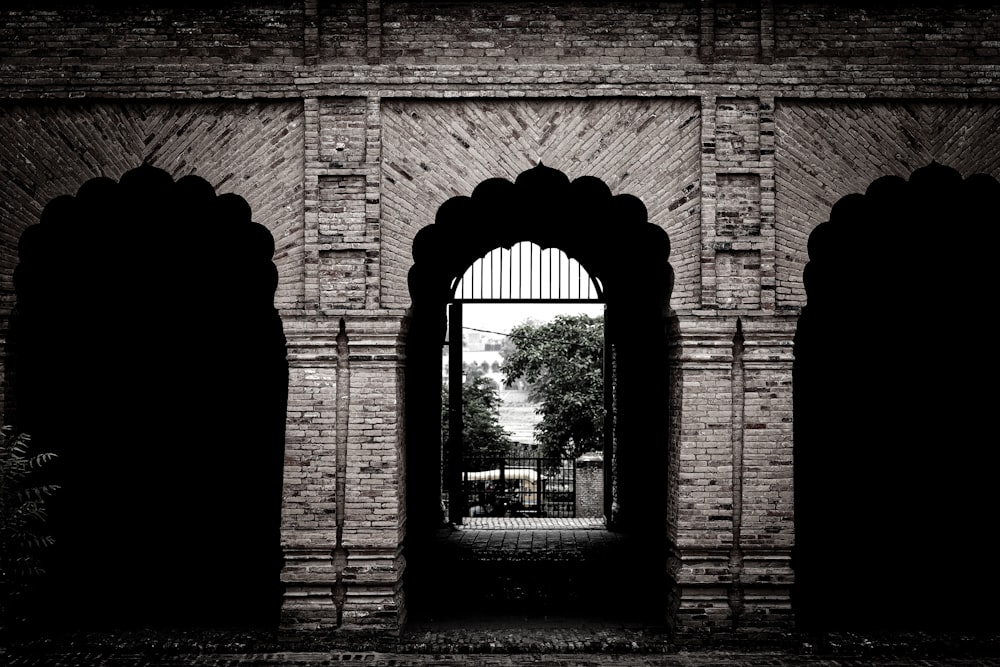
left=405, top=520, right=664, bottom=626
left=460, top=517, right=606, bottom=530
left=4, top=634, right=1000, bottom=666
left=5, top=520, right=999, bottom=665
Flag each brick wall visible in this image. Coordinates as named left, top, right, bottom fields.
left=774, top=100, right=1000, bottom=309
left=575, top=452, right=604, bottom=519
left=773, top=2, right=1000, bottom=63
left=0, top=1, right=304, bottom=66
left=380, top=98, right=702, bottom=308
left=320, top=0, right=367, bottom=61
left=0, top=100, right=306, bottom=314
left=1, top=0, right=998, bottom=639
left=381, top=1, right=699, bottom=65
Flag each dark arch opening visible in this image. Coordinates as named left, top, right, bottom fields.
left=793, top=162, right=999, bottom=632
left=9, top=164, right=289, bottom=630
left=403, top=164, right=676, bottom=626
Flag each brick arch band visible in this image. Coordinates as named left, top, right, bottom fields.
left=10, top=164, right=289, bottom=629
left=403, top=164, right=678, bottom=620
left=407, top=162, right=673, bottom=309
left=793, top=162, right=1000, bottom=632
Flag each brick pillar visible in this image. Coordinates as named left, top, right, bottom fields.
left=672, top=314, right=795, bottom=639
left=280, top=315, right=407, bottom=635
left=575, top=452, right=604, bottom=519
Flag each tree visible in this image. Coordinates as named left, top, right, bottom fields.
left=0, top=427, right=59, bottom=634
left=501, top=314, right=604, bottom=460
left=441, top=375, right=514, bottom=461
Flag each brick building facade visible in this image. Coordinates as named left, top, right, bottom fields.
left=1, top=0, right=997, bottom=639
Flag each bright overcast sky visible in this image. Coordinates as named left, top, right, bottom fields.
left=461, top=302, right=604, bottom=337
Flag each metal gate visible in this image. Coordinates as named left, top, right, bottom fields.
left=461, top=456, right=576, bottom=518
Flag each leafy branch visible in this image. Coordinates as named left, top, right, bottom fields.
left=1, top=426, right=59, bottom=633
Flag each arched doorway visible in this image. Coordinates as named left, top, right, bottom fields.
left=443, top=242, right=607, bottom=525
left=793, top=162, right=999, bottom=632
left=403, top=164, right=675, bottom=626
left=9, top=164, right=288, bottom=629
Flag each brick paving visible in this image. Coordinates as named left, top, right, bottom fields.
left=4, top=521, right=999, bottom=666
left=404, top=521, right=667, bottom=627
left=4, top=637, right=1000, bottom=666
left=460, top=518, right=606, bottom=531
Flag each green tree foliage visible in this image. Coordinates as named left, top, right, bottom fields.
left=441, top=376, right=514, bottom=461
left=501, top=314, right=605, bottom=460
left=0, top=427, right=59, bottom=633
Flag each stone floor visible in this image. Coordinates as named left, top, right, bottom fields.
left=404, top=518, right=669, bottom=628
left=460, top=517, right=606, bottom=530
left=4, top=628, right=1000, bottom=666
left=5, top=519, right=999, bottom=665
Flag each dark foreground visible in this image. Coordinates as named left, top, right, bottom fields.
left=5, top=523, right=999, bottom=665
left=4, top=625, right=1000, bottom=666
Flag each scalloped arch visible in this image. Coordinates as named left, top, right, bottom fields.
left=405, top=163, right=678, bottom=545
left=10, top=163, right=288, bottom=627
left=793, top=161, right=1000, bottom=630
left=408, top=163, right=672, bottom=307
left=800, top=162, right=999, bottom=311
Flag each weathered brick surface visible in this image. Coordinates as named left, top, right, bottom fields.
left=319, top=98, right=368, bottom=165
left=575, top=453, right=605, bottom=519
left=379, top=98, right=702, bottom=308
left=774, top=2, right=1000, bottom=63
left=319, top=0, right=367, bottom=61
left=0, top=0, right=998, bottom=639
left=282, top=364, right=340, bottom=533
left=0, top=1, right=305, bottom=66
left=774, top=101, right=1000, bottom=310
left=0, top=100, right=305, bottom=313
left=715, top=2, right=762, bottom=62
left=715, top=251, right=761, bottom=309
left=381, top=0, right=700, bottom=65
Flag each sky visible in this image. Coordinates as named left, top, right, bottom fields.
left=460, top=302, right=604, bottom=338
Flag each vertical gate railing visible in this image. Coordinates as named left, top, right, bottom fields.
left=460, top=456, right=575, bottom=518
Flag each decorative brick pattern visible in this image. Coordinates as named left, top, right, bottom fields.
left=715, top=1, right=761, bottom=61
left=320, top=0, right=367, bottom=61
left=380, top=98, right=702, bottom=308
left=774, top=101, right=1000, bottom=309
left=701, top=96, right=774, bottom=312
left=0, top=101, right=305, bottom=313
left=716, top=98, right=761, bottom=166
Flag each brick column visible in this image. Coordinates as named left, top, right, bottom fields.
left=280, top=314, right=407, bottom=634
left=670, top=314, right=795, bottom=638
left=575, top=452, right=604, bottom=519
left=340, top=316, right=407, bottom=631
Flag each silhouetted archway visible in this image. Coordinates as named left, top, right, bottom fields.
left=10, top=164, right=288, bottom=629
left=403, top=164, right=675, bottom=623
left=793, top=162, right=999, bottom=632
